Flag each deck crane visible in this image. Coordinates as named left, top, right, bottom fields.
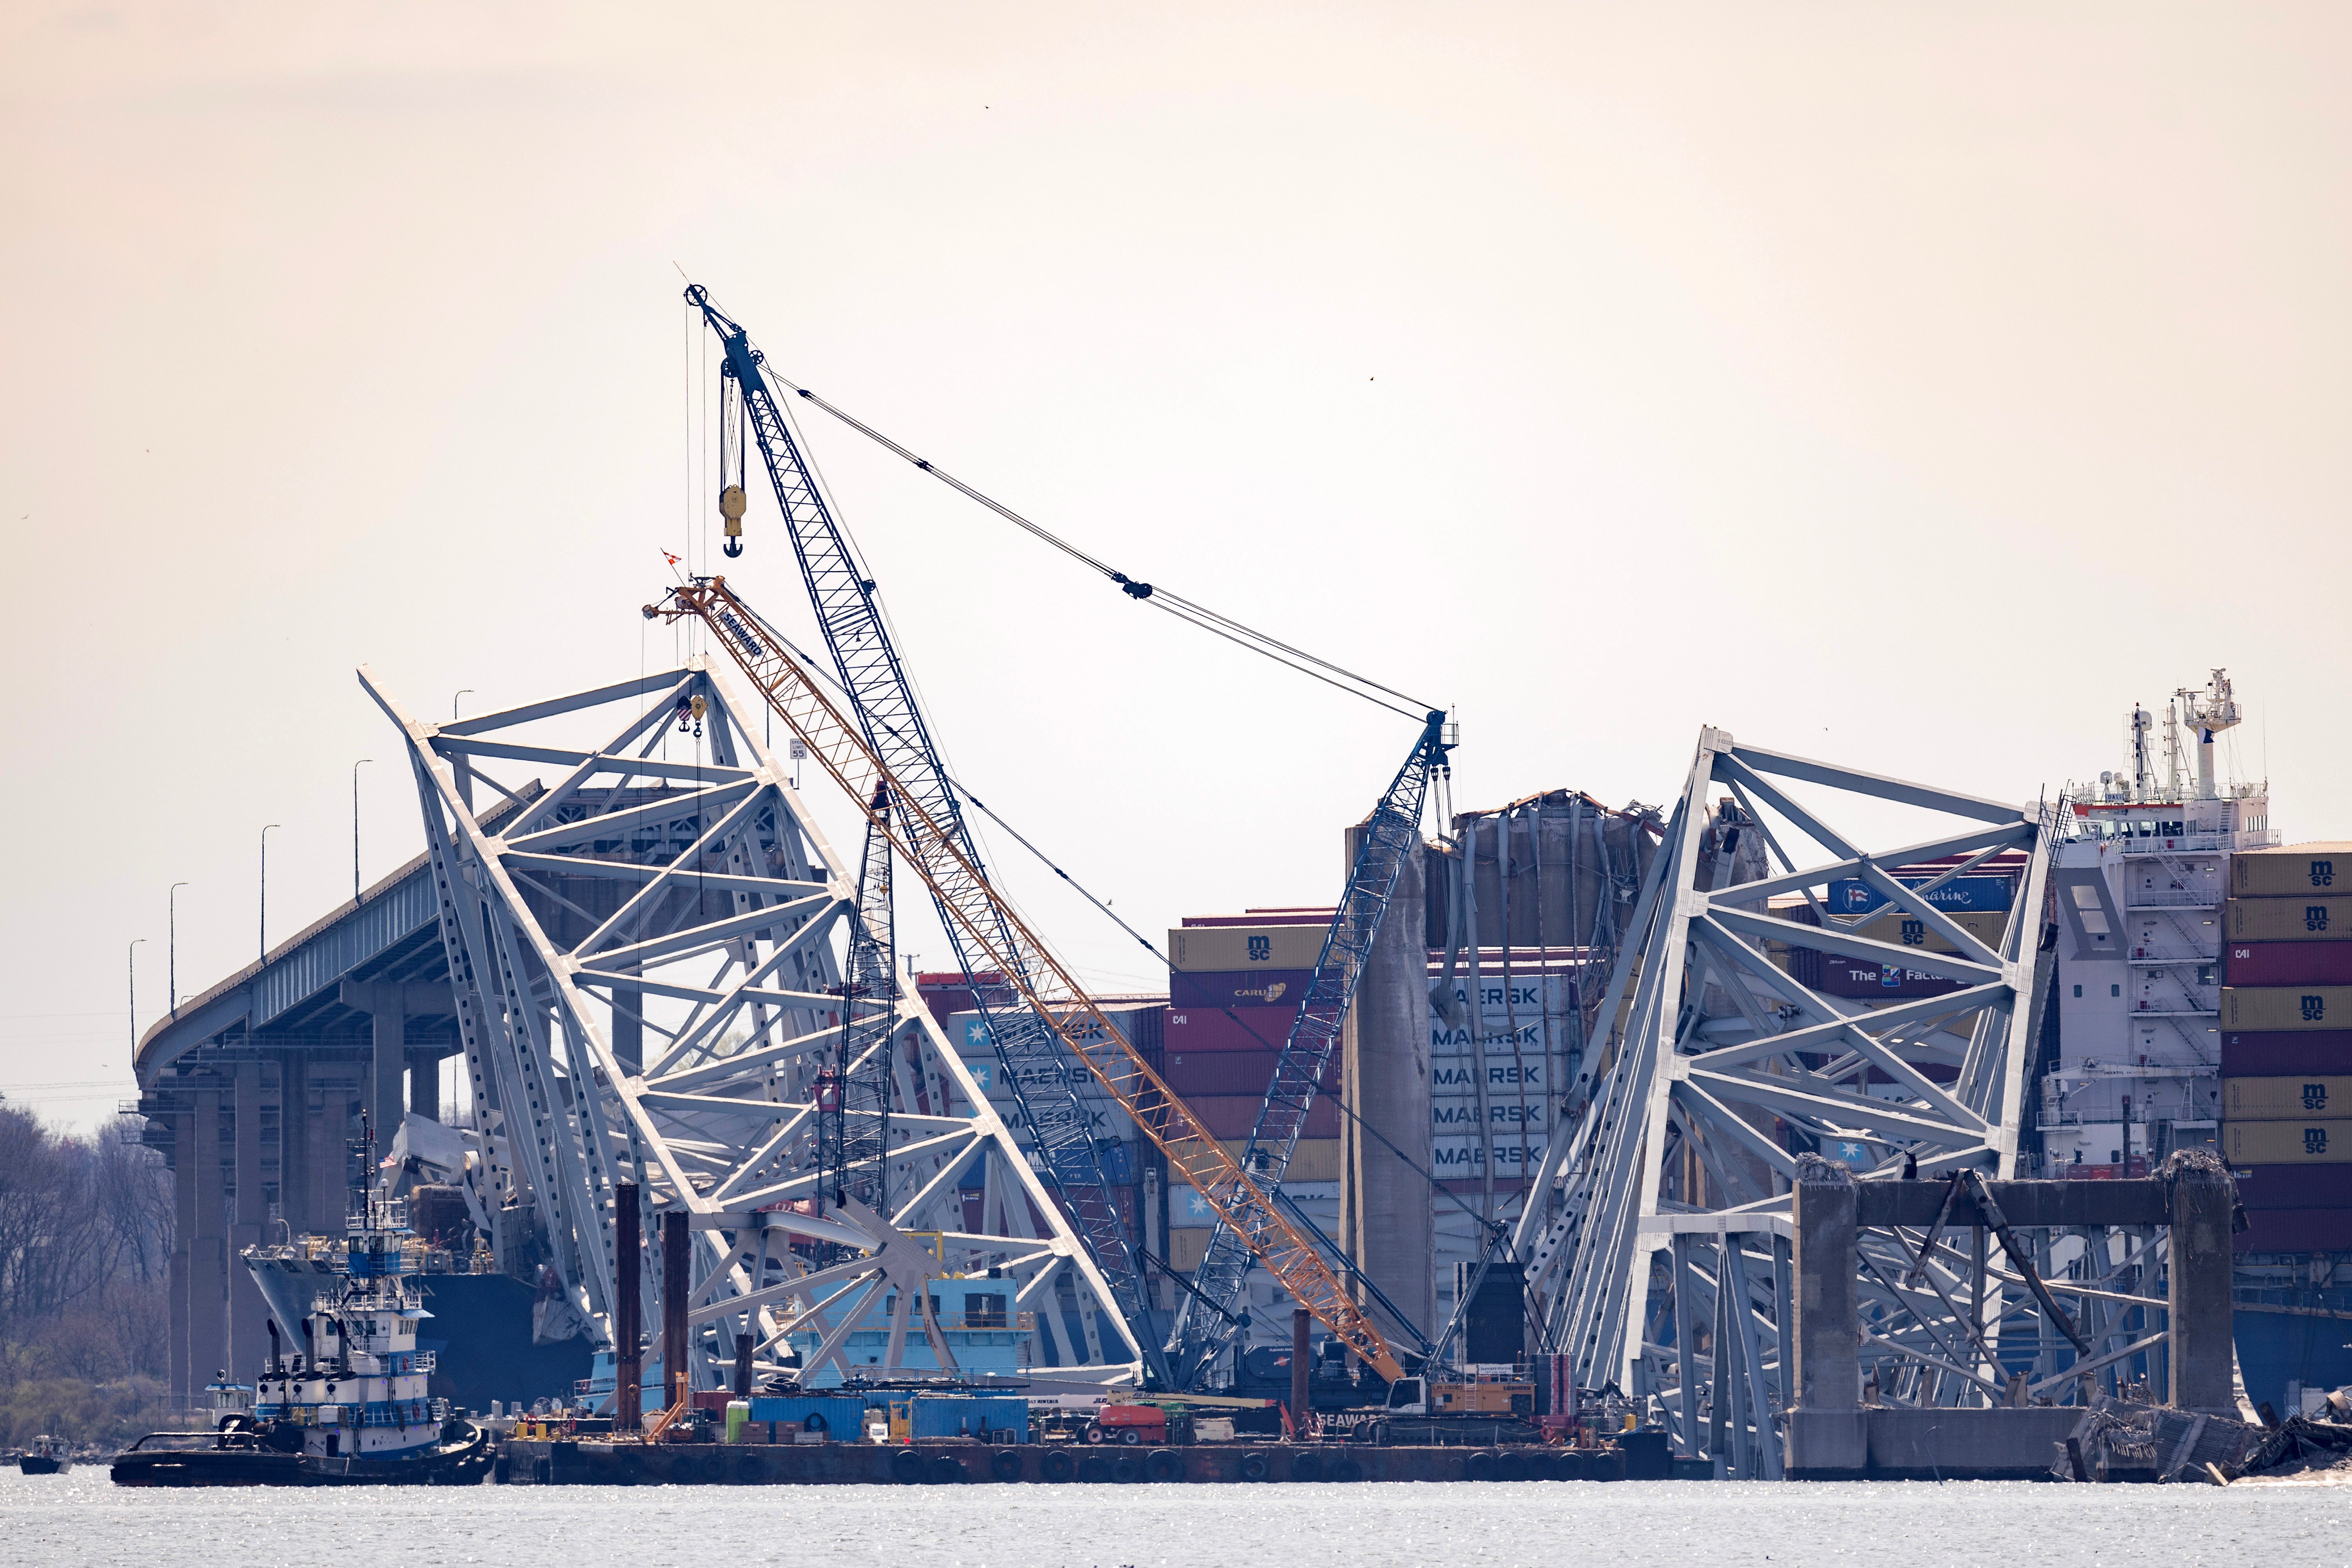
left=650, top=574, right=1418, bottom=1384
left=684, top=284, right=1165, bottom=1377
left=1167, top=710, right=1452, bottom=1386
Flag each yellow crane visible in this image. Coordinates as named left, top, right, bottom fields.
left=646, top=575, right=1411, bottom=1382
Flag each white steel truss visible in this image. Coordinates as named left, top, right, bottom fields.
left=360, top=658, right=1141, bottom=1389
left=1518, top=728, right=2055, bottom=1469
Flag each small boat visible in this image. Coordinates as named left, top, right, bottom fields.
left=113, top=1117, right=492, bottom=1488
left=17, top=1435, right=72, bottom=1475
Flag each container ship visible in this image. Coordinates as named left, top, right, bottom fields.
left=2033, top=669, right=2352, bottom=1414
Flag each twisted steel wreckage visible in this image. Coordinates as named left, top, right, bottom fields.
left=145, top=286, right=2201, bottom=1476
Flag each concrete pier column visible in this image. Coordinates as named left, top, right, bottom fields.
left=189, top=1085, right=229, bottom=1388
left=169, top=1102, right=194, bottom=1403
left=2168, top=1156, right=2238, bottom=1414
left=1792, top=1158, right=1859, bottom=1410
left=661, top=1208, right=691, bottom=1410
left=1340, top=822, right=1435, bottom=1350
left=613, top=1182, right=642, bottom=1432
left=229, top=1063, right=269, bottom=1380
left=407, top=1047, right=440, bottom=1122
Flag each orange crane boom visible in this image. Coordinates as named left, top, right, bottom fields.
left=648, top=576, right=1408, bottom=1382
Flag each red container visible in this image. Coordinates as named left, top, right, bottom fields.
left=1169, top=969, right=1315, bottom=1009
left=2227, top=942, right=2352, bottom=986
left=2221, top=1031, right=2352, bottom=1077
left=1164, top=1003, right=1303, bottom=1051
left=1179, top=910, right=1334, bottom=928
left=2234, top=1164, right=2352, bottom=1211
left=1183, top=1093, right=1339, bottom=1140
left=1164, top=1049, right=1339, bottom=1097
left=2234, top=1207, right=2352, bottom=1252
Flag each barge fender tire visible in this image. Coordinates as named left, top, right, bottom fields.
left=1239, top=1451, right=1271, bottom=1483
left=928, top=1454, right=966, bottom=1485
left=1144, top=1449, right=1184, bottom=1483
left=1039, top=1448, right=1075, bottom=1483
left=1077, top=1454, right=1114, bottom=1484
left=736, top=1454, right=767, bottom=1484
left=1328, top=1456, right=1364, bottom=1483
left=1289, top=1452, right=1321, bottom=1483
left=1495, top=1451, right=1526, bottom=1482
left=1110, top=1454, right=1142, bottom=1484
left=890, top=1448, right=926, bottom=1485
left=1465, top=1450, right=1498, bottom=1483
left=988, top=1448, right=1025, bottom=1483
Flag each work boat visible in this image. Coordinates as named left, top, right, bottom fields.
left=114, top=1129, right=491, bottom=1487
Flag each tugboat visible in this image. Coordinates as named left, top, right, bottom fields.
left=113, top=1115, right=492, bottom=1487
left=17, top=1435, right=72, bottom=1475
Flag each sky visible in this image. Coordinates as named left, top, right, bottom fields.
left=3, top=3, right=2347, bottom=1131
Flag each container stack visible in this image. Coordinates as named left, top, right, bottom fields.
left=2220, top=843, right=2352, bottom=1252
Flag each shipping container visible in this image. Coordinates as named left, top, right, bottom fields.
left=1178, top=910, right=1335, bottom=929
left=2234, top=1164, right=2352, bottom=1211
left=1169, top=926, right=1330, bottom=973
left=2234, top=1208, right=2352, bottom=1252
left=1169, top=969, right=1314, bottom=1009
left=1825, top=875, right=2016, bottom=916
left=907, top=1396, right=1029, bottom=1442
left=1163, top=1049, right=1338, bottom=1097
left=1181, top=1093, right=1338, bottom=1141
left=2226, top=898, right=2352, bottom=942
left=746, top=1396, right=866, bottom=1437
left=2221, top=1031, right=2352, bottom=1077
left=2221, top=987, right=2352, bottom=1032
left=1430, top=1135, right=1548, bottom=1178
left=2225, top=942, right=2352, bottom=987
left=2223, top=1119, right=2352, bottom=1163
left=1166, top=1227, right=1211, bottom=1272
left=1431, top=1056, right=1553, bottom=1098
left=2225, top=1076, right=2352, bottom=1120
left=1812, top=960, right=1976, bottom=1000
left=1170, top=1138, right=1341, bottom=1185
left=1431, top=1098, right=1550, bottom=1132
left=1844, top=908, right=2011, bottom=954
left=1163, top=1004, right=1301, bottom=1053
left=2233, top=844, right=2352, bottom=898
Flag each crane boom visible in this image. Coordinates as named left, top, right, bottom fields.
left=1167, top=710, right=1449, bottom=1383
left=650, top=576, right=1414, bottom=1382
left=683, top=285, right=1161, bottom=1374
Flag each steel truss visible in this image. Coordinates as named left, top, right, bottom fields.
left=1519, top=728, right=2057, bottom=1469
left=361, top=659, right=1142, bottom=1390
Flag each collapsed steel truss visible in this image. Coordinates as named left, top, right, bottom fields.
left=361, top=659, right=1142, bottom=1390
left=1518, top=729, right=2058, bottom=1470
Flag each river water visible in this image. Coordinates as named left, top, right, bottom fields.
left=5, top=1465, right=2342, bottom=1566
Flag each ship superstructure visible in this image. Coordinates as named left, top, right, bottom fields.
left=2042, top=670, right=2272, bottom=1176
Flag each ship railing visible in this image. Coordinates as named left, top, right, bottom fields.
left=2124, top=892, right=2216, bottom=908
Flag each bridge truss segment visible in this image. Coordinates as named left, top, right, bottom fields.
left=360, top=659, right=1142, bottom=1388
left=1520, top=729, right=2056, bottom=1472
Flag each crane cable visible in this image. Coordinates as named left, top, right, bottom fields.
left=770, top=377, right=1437, bottom=724
left=735, top=596, right=1501, bottom=1247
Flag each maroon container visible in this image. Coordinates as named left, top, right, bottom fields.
left=1164, top=1049, right=1339, bottom=1096
left=2234, top=1164, right=2352, bottom=1211
left=2234, top=1207, right=2352, bottom=1253
left=2221, top=1031, right=2352, bottom=1077
left=2226, top=942, right=2352, bottom=986
left=1169, top=969, right=1316, bottom=1009
left=1183, top=1093, right=1340, bottom=1140
left=1164, top=1002, right=1304, bottom=1049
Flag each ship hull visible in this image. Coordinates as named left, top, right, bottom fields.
left=16, top=1456, right=71, bottom=1475
left=2235, top=1297, right=2352, bottom=1415
left=111, top=1421, right=491, bottom=1488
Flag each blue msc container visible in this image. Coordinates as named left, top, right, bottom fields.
left=908, top=1396, right=1029, bottom=1441
left=747, top=1396, right=866, bottom=1438
left=1826, top=875, right=2013, bottom=916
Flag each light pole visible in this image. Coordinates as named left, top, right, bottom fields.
left=454, top=690, right=474, bottom=721
left=353, top=759, right=374, bottom=902
left=129, top=938, right=147, bottom=1054
left=260, top=824, right=280, bottom=964
left=169, top=882, right=189, bottom=1015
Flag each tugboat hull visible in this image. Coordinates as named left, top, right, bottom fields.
left=112, top=1421, right=491, bottom=1488
left=16, top=1456, right=71, bottom=1476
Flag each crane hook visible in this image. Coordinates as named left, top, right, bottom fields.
left=689, top=693, right=707, bottom=739
left=719, top=484, right=747, bottom=558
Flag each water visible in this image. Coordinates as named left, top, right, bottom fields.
left=5, top=1466, right=2343, bottom=1567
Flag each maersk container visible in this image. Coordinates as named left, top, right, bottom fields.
left=909, top=1395, right=1029, bottom=1441
left=2224, top=1075, right=2352, bottom=1120
left=2222, top=986, right=2352, bottom=1032
left=2226, top=898, right=2352, bottom=942
left=1163, top=1004, right=1302, bottom=1053
left=746, top=1396, right=866, bottom=1437
left=1168, top=925, right=1330, bottom=973
left=2223, top=1119, right=2352, bottom=1163
left=2233, top=844, right=2352, bottom=897
left=2221, top=1031, right=2352, bottom=1077
left=1169, top=969, right=1314, bottom=1009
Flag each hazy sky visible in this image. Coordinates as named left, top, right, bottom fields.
left=4, top=3, right=2346, bottom=1130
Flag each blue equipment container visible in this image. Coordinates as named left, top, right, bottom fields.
left=747, top=1396, right=867, bottom=1438
left=907, top=1395, right=1029, bottom=1441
